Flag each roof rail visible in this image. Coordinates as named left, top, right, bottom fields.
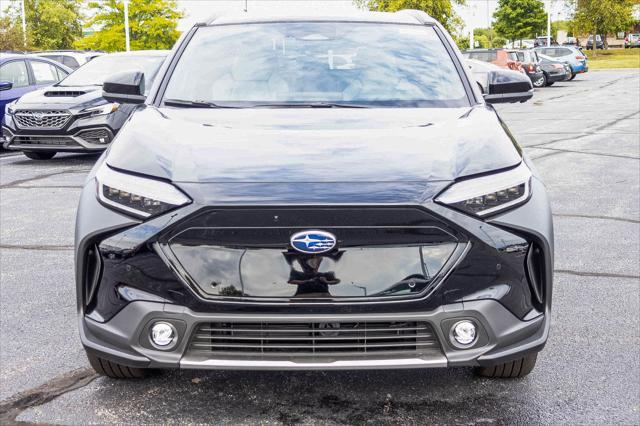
left=396, top=9, right=434, bottom=24
left=196, top=13, right=220, bottom=26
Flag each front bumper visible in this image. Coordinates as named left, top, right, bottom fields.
left=81, top=299, right=547, bottom=370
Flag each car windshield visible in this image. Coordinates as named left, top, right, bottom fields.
left=58, top=54, right=165, bottom=89
left=163, top=22, right=468, bottom=108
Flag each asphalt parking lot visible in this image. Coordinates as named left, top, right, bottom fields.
left=1, top=69, right=638, bottom=425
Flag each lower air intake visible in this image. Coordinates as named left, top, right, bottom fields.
left=188, top=320, right=442, bottom=360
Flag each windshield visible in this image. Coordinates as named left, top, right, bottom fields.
left=163, top=22, right=468, bottom=107
left=58, top=54, right=165, bottom=90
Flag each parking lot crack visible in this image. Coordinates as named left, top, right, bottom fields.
left=0, top=368, right=98, bottom=425
left=528, top=146, right=639, bottom=160
left=0, top=169, right=90, bottom=189
left=0, top=244, right=74, bottom=251
left=553, top=213, right=640, bottom=224
left=554, top=269, right=639, bottom=279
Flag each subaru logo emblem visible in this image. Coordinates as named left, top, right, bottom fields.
left=33, top=112, right=45, bottom=121
left=290, top=230, right=336, bottom=254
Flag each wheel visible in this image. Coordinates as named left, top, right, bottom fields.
left=475, top=353, right=538, bottom=378
left=23, top=151, right=56, bottom=160
left=569, top=73, right=577, bottom=80
left=86, top=351, right=152, bottom=379
left=532, top=74, right=546, bottom=88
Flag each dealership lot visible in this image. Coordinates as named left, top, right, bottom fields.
left=1, top=69, right=638, bottom=424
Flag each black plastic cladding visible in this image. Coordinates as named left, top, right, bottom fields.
left=89, top=205, right=534, bottom=322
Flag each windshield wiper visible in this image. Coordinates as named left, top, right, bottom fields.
left=245, top=102, right=369, bottom=108
left=163, top=99, right=240, bottom=108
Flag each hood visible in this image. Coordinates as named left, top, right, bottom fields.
left=15, top=85, right=104, bottom=109
left=106, top=105, right=522, bottom=204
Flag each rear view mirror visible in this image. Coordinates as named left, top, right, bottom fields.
left=483, top=70, right=534, bottom=104
left=103, top=71, right=146, bottom=104
left=0, top=81, right=13, bottom=91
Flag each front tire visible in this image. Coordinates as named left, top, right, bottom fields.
left=87, top=352, right=152, bottom=379
left=569, top=72, right=577, bottom=80
left=23, top=151, right=56, bottom=160
left=475, top=353, right=538, bottom=378
left=532, top=74, right=546, bottom=88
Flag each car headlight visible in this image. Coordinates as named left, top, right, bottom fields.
left=96, top=166, right=191, bottom=219
left=436, top=162, right=532, bottom=217
left=79, top=102, right=119, bottom=118
left=5, top=100, right=17, bottom=116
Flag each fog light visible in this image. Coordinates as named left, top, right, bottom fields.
left=150, top=322, right=177, bottom=348
left=451, top=320, right=477, bottom=347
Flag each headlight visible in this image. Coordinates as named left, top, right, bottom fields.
left=96, top=166, right=191, bottom=218
left=79, top=102, right=119, bottom=118
left=436, top=162, right=531, bottom=217
left=5, top=100, right=17, bottom=116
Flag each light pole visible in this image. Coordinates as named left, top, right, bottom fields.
left=123, top=0, right=131, bottom=52
left=20, top=0, right=27, bottom=48
left=546, top=0, right=552, bottom=47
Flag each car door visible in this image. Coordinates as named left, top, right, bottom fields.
left=0, top=59, right=34, bottom=125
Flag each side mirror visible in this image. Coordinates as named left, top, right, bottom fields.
left=0, top=81, right=13, bottom=91
left=102, top=71, right=146, bottom=104
left=483, top=70, right=534, bottom=104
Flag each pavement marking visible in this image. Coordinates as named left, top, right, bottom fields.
left=0, top=368, right=98, bottom=425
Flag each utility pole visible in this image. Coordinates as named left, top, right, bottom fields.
left=124, top=0, right=131, bottom=52
left=244, top=0, right=248, bottom=12
left=546, top=0, right=552, bottom=47
left=20, top=0, right=27, bottom=49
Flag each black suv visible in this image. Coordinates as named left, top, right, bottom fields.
left=75, top=11, right=552, bottom=380
left=2, top=51, right=167, bottom=160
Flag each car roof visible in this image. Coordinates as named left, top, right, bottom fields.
left=102, top=50, right=169, bottom=57
left=202, top=10, right=435, bottom=26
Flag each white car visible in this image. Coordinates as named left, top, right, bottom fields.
left=32, top=50, right=103, bottom=70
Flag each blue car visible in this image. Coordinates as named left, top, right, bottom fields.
left=0, top=53, right=72, bottom=132
left=534, top=46, right=588, bottom=80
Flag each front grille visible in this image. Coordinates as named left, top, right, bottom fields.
left=188, top=320, right=442, bottom=359
left=12, top=135, right=78, bottom=147
left=76, top=128, right=112, bottom=144
left=14, top=110, right=71, bottom=129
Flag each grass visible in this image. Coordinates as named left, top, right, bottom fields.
left=584, top=48, right=640, bottom=69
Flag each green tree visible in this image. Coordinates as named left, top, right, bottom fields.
left=474, top=27, right=507, bottom=48
left=2, top=0, right=82, bottom=50
left=493, top=0, right=546, bottom=44
left=570, top=0, right=635, bottom=53
left=0, top=16, right=28, bottom=51
left=75, top=0, right=183, bottom=52
left=354, top=0, right=465, bottom=34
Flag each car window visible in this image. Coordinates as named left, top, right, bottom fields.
left=40, top=55, right=63, bottom=64
left=0, top=60, right=30, bottom=88
left=30, top=60, right=60, bottom=84
left=557, top=48, right=572, bottom=56
left=164, top=23, right=469, bottom=107
left=62, top=56, right=80, bottom=69
left=466, top=51, right=498, bottom=62
left=514, top=52, right=525, bottom=62
left=56, top=66, right=69, bottom=80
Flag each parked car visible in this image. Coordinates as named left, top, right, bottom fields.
left=0, top=54, right=72, bottom=133
left=625, top=34, right=640, bottom=48
left=534, top=36, right=557, bottom=47
left=462, top=48, right=524, bottom=73
left=563, top=37, right=580, bottom=47
left=508, top=39, right=535, bottom=49
left=536, top=53, right=571, bottom=86
left=586, top=35, right=605, bottom=50
left=535, top=46, right=588, bottom=79
left=75, top=10, right=550, bottom=381
left=465, top=58, right=503, bottom=93
left=510, top=49, right=545, bottom=87
left=2, top=50, right=167, bottom=160
left=32, top=50, right=103, bottom=70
